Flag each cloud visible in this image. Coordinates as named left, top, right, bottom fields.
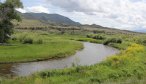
left=17, top=5, right=50, bottom=13
left=16, top=8, right=27, bottom=13
left=45, top=0, right=146, bottom=30
left=26, top=6, right=50, bottom=13
left=16, top=0, right=146, bottom=30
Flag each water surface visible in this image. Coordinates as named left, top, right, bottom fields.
left=0, top=42, right=119, bottom=76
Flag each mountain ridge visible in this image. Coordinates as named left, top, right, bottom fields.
left=16, top=12, right=145, bottom=34
left=20, top=12, right=80, bottom=26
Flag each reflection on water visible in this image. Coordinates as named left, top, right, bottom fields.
left=0, top=42, right=119, bottom=76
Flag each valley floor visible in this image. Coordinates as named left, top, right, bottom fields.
left=1, top=30, right=146, bottom=84
left=1, top=42, right=146, bottom=84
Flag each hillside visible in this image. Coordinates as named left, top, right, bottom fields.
left=13, top=19, right=51, bottom=28
left=21, top=13, right=80, bottom=26
left=134, top=29, right=146, bottom=33
left=13, top=12, right=145, bottom=35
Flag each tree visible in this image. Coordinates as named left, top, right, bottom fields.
left=0, top=0, right=23, bottom=43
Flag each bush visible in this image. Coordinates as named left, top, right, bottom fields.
left=117, top=39, right=122, bottom=43
left=93, top=35, right=105, bottom=40
left=86, top=34, right=92, bottom=38
left=19, top=34, right=27, bottom=42
left=11, top=36, right=17, bottom=41
left=14, top=33, right=44, bottom=44
left=22, top=37, right=33, bottom=44
left=140, top=40, right=146, bottom=45
left=87, top=34, right=106, bottom=40
left=104, top=38, right=122, bottom=45
left=35, top=39, right=43, bottom=44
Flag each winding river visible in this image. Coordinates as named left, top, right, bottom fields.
left=0, top=42, right=119, bottom=76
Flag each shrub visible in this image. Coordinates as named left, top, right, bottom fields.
left=86, top=34, right=92, bottom=38
left=87, top=34, right=106, bottom=40
left=14, top=33, right=44, bottom=44
left=116, top=39, right=122, bottom=43
left=141, top=40, right=146, bottom=45
left=93, top=35, right=105, bottom=40
left=19, top=34, right=27, bottom=42
left=104, top=43, right=144, bottom=68
left=104, top=38, right=122, bottom=45
left=125, top=43, right=144, bottom=54
left=22, top=37, right=33, bottom=44
left=11, top=36, right=17, bottom=41
left=35, top=39, right=43, bottom=44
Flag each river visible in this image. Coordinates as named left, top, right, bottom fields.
left=0, top=42, right=119, bottom=76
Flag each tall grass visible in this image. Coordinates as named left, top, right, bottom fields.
left=12, top=32, right=43, bottom=44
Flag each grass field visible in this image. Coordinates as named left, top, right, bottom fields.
left=0, top=32, right=83, bottom=63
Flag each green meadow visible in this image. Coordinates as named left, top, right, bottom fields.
left=0, top=32, right=83, bottom=63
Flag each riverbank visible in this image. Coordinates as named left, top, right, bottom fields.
left=0, top=42, right=119, bottom=76
left=0, top=32, right=83, bottom=63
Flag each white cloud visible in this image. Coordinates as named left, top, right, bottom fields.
left=16, top=8, right=27, bottom=13
left=45, top=0, right=146, bottom=30
left=26, top=6, right=50, bottom=13
left=17, top=5, right=50, bottom=13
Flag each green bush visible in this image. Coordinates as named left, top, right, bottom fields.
left=14, top=33, right=44, bottom=44
left=19, top=34, right=27, bottom=42
left=93, top=35, right=105, bottom=40
left=22, top=37, right=33, bottom=44
left=35, top=39, right=43, bottom=44
left=140, top=40, right=146, bottom=45
left=86, top=34, right=92, bottom=38
left=87, top=34, right=106, bottom=40
left=104, top=38, right=122, bottom=45
left=11, top=36, right=17, bottom=41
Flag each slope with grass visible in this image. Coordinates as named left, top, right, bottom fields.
left=21, top=13, right=80, bottom=26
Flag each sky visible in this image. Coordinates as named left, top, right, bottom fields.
left=9, top=0, right=146, bottom=30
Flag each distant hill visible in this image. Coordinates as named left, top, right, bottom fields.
left=133, top=29, right=146, bottom=33
left=20, top=13, right=80, bottom=26
left=15, top=12, right=145, bottom=35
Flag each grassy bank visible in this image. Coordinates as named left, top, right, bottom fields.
left=1, top=43, right=146, bottom=84
left=0, top=32, right=83, bottom=63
